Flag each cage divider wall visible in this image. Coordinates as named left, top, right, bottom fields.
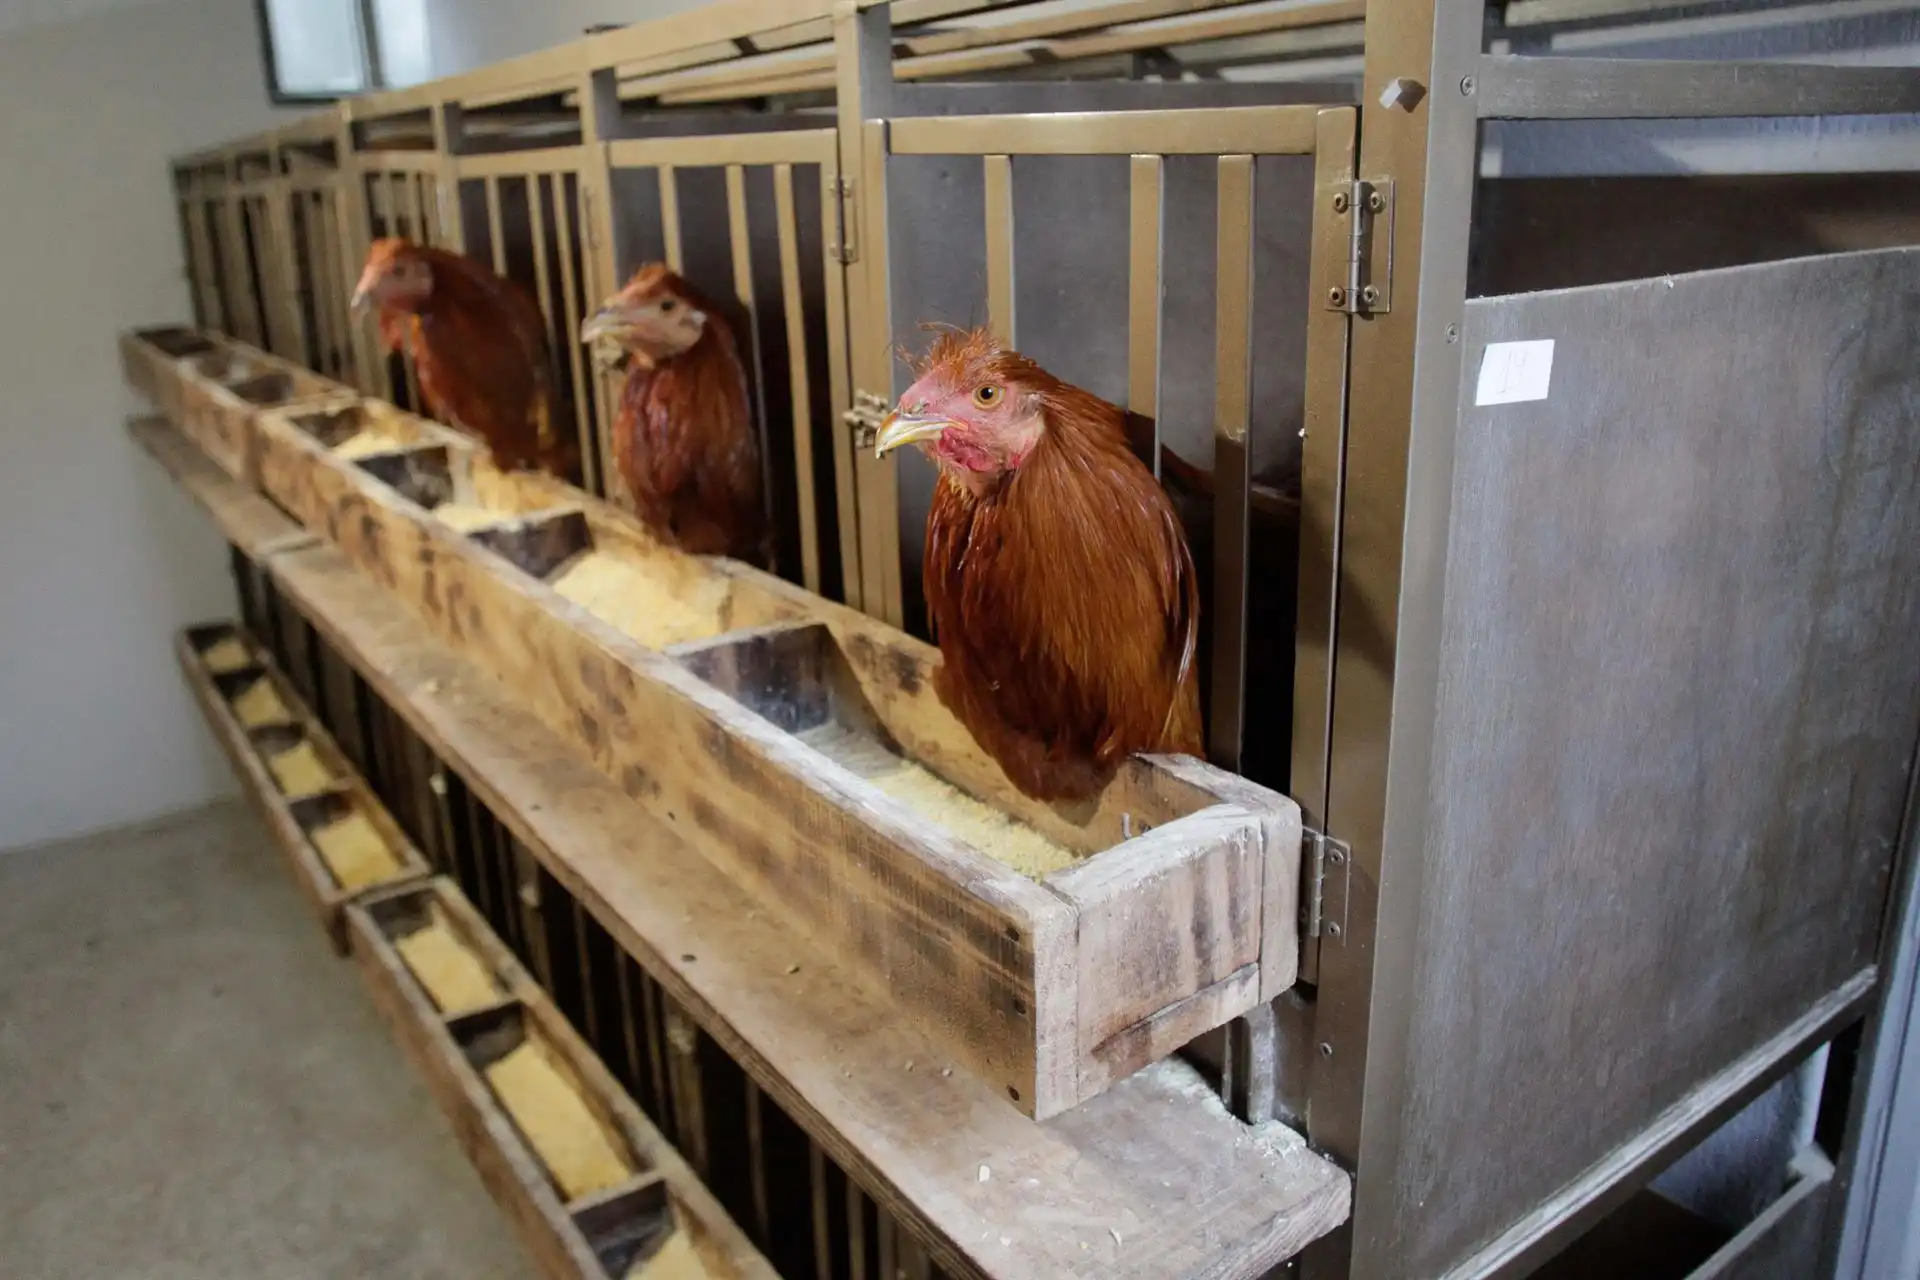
left=129, top=1, right=1920, bottom=1278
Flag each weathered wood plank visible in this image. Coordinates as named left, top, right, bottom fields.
left=170, top=338, right=348, bottom=483
left=128, top=417, right=316, bottom=559
left=268, top=543, right=1353, bottom=1280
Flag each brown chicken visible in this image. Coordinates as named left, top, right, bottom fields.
left=579, top=264, right=767, bottom=563
left=874, top=329, right=1203, bottom=802
left=351, top=238, right=571, bottom=475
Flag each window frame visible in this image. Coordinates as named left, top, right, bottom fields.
left=252, top=0, right=386, bottom=106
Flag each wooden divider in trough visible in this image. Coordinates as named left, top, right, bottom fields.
left=349, top=877, right=779, bottom=1280
left=175, top=621, right=432, bottom=950
left=247, top=393, right=1304, bottom=1120
left=119, top=324, right=221, bottom=420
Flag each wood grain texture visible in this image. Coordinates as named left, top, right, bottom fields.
left=128, top=417, right=316, bottom=559
left=268, top=545, right=1352, bottom=1278
left=348, top=878, right=779, bottom=1280
left=171, top=337, right=348, bottom=484
left=173, top=624, right=431, bottom=951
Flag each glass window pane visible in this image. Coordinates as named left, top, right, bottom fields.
left=371, top=0, right=432, bottom=89
left=262, top=0, right=368, bottom=97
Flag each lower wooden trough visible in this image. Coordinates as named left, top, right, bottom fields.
left=349, top=878, right=779, bottom=1280
left=176, top=622, right=432, bottom=950
left=119, top=324, right=220, bottom=418
left=247, top=388, right=1305, bottom=1120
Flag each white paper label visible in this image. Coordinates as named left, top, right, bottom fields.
left=1475, top=339, right=1556, bottom=406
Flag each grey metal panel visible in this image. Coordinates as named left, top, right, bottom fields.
left=1691, top=1150, right=1836, bottom=1280
left=1474, top=55, right=1920, bottom=120
left=1381, top=248, right=1920, bottom=1278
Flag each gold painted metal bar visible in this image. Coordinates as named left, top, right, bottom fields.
left=847, top=1181, right=868, bottom=1280
left=810, top=1141, right=833, bottom=1280
left=726, top=163, right=778, bottom=571
left=1292, top=106, right=1358, bottom=845
left=890, top=105, right=1323, bottom=157
left=639, top=972, right=672, bottom=1139
left=351, top=149, right=443, bottom=173
left=616, top=956, right=644, bottom=1096
left=983, top=153, right=1015, bottom=345
left=774, top=163, right=821, bottom=592
left=528, top=174, right=557, bottom=351
left=454, top=145, right=589, bottom=178
left=552, top=171, right=599, bottom=495
left=856, top=117, right=902, bottom=624
left=484, top=175, right=508, bottom=274
left=1127, top=154, right=1163, bottom=475
left=608, top=129, right=838, bottom=170
left=658, top=166, right=684, bottom=271
left=745, top=1078, right=771, bottom=1240
left=1208, top=154, right=1255, bottom=774
left=818, top=161, right=859, bottom=606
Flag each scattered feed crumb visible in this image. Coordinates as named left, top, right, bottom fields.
left=941, top=1067, right=952, bottom=1078
left=231, top=679, right=292, bottom=729
left=332, top=426, right=413, bottom=460
left=1109, top=1229, right=1122, bottom=1246
left=202, top=636, right=253, bottom=673
left=396, top=923, right=499, bottom=1014
left=485, top=1039, right=633, bottom=1200
left=547, top=551, right=729, bottom=649
left=796, top=724, right=1076, bottom=878
left=311, top=810, right=403, bottom=890
left=433, top=502, right=508, bottom=532
left=267, top=742, right=334, bottom=796
left=978, top=1165, right=991, bottom=1183
left=786, top=964, right=801, bottom=975
left=627, top=1225, right=720, bottom=1280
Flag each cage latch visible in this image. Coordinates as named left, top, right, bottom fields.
left=843, top=389, right=890, bottom=449
left=1301, top=827, right=1351, bottom=943
left=828, top=175, right=858, bottom=264
left=1325, top=178, right=1394, bottom=316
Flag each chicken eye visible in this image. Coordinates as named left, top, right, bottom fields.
left=972, top=385, right=1002, bottom=408
left=658, top=299, right=678, bottom=313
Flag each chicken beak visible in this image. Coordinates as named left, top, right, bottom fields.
left=349, top=286, right=372, bottom=318
left=873, top=411, right=953, bottom=458
left=579, top=306, right=632, bottom=347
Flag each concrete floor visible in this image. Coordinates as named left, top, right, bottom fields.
left=0, top=800, right=534, bottom=1280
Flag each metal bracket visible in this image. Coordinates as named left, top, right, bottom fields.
left=828, top=175, right=858, bottom=264
left=1302, top=828, right=1352, bottom=944
left=1323, top=177, right=1394, bottom=316
left=843, top=388, right=889, bottom=450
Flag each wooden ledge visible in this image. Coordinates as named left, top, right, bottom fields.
left=263, top=539, right=1351, bottom=1280
left=129, top=416, right=314, bottom=559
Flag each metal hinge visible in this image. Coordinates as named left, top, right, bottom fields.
left=843, top=388, right=889, bottom=450
left=828, top=175, right=858, bottom=264
left=1323, top=178, right=1394, bottom=316
left=1301, top=828, right=1351, bottom=942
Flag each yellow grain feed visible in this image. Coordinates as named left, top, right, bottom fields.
left=628, top=1226, right=720, bottom=1280
left=332, top=427, right=412, bottom=460
left=267, top=742, right=334, bottom=796
left=485, top=1040, right=632, bottom=1201
left=231, top=679, right=292, bottom=728
left=549, top=552, right=727, bottom=649
left=394, top=922, right=499, bottom=1015
left=202, top=636, right=253, bottom=673
left=433, top=502, right=506, bottom=532
left=310, top=810, right=403, bottom=890
left=798, top=725, right=1076, bottom=878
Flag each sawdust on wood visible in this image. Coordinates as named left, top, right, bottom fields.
left=548, top=551, right=729, bottom=650
left=797, top=724, right=1077, bottom=878
left=267, top=741, right=335, bottom=797
left=395, top=921, right=500, bottom=1015
left=485, top=1039, right=634, bottom=1201
left=310, top=810, right=404, bottom=890
left=434, top=502, right=508, bottom=532
left=202, top=636, right=253, bottom=674
left=231, top=679, right=292, bottom=728
left=628, top=1223, right=722, bottom=1280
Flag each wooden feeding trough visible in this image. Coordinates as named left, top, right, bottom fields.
left=171, top=339, right=350, bottom=483
left=349, top=878, right=778, bottom=1280
left=243, top=393, right=1304, bottom=1119
left=119, top=324, right=220, bottom=418
left=176, top=623, right=432, bottom=950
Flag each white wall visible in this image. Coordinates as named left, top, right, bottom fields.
left=0, top=0, right=293, bottom=852
left=421, top=0, right=703, bottom=78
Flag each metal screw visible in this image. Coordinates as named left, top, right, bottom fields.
left=1367, top=191, right=1385, bottom=214
left=1319, top=1042, right=1334, bottom=1058
left=1328, top=848, right=1345, bottom=866
left=1460, top=74, right=1477, bottom=95
left=1446, top=323, right=1460, bottom=343
left=1328, top=922, right=1344, bottom=938
left=1331, top=191, right=1349, bottom=213
left=1327, top=286, right=1346, bottom=307
left=1361, top=285, right=1380, bottom=305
